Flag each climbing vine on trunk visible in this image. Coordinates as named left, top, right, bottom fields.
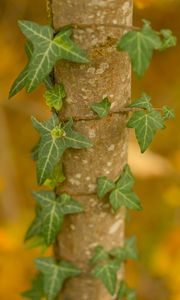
left=9, top=8, right=176, bottom=300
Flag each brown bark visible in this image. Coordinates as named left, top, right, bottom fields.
left=51, top=1, right=132, bottom=299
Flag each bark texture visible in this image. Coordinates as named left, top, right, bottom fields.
left=51, top=1, right=132, bottom=299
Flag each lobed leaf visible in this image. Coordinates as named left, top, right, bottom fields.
left=127, top=110, right=165, bottom=153
left=91, top=97, right=111, bottom=118
left=44, top=84, right=66, bottom=111
left=92, top=261, right=119, bottom=295
left=162, top=105, right=175, bottom=121
left=90, top=245, right=109, bottom=264
left=97, top=176, right=115, bottom=199
left=117, top=20, right=161, bottom=76
left=35, top=257, right=81, bottom=300
left=17, top=20, right=89, bottom=92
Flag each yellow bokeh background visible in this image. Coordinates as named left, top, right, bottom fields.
left=0, top=1, right=179, bottom=299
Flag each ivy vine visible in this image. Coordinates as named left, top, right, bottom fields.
left=9, top=15, right=176, bottom=300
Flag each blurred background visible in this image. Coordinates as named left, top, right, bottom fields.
left=0, top=0, right=179, bottom=299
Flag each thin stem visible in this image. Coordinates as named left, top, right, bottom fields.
left=60, top=107, right=163, bottom=122
left=56, top=23, right=139, bottom=33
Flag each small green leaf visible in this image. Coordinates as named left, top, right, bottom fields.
left=22, top=272, right=45, bottom=300
left=127, top=110, right=165, bottom=153
left=43, top=163, right=65, bottom=189
left=24, top=208, right=42, bottom=241
left=116, top=164, right=135, bottom=190
left=162, top=105, right=175, bottom=121
left=92, top=261, right=119, bottom=295
left=129, top=93, right=152, bottom=111
left=109, top=189, right=142, bottom=211
left=97, top=176, right=115, bottom=199
left=91, top=97, right=111, bottom=118
left=117, top=20, right=161, bottom=76
left=159, top=29, right=177, bottom=51
left=117, top=281, right=137, bottom=300
left=44, top=84, right=66, bottom=111
left=57, top=193, right=84, bottom=215
left=32, top=191, right=83, bottom=245
left=35, top=257, right=81, bottom=300
left=90, top=245, right=109, bottom=264
left=32, top=114, right=92, bottom=185
left=18, top=20, right=89, bottom=92
left=110, top=236, right=138, bottom=262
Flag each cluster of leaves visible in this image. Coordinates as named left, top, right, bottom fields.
left=127, top=93, right=175, bottom=152
left=91, top=236, right=138, bottom=296
left=25, top=190, right=84, bottom=247
left=9, top=21, right=89, bottom=96
left=23, top=258, right=81, bottom=300
left=117, top=19, right=177, bottom=76
left=32, top=113, right=92, bottom=185
left=97, top=164, right=142, bottom=211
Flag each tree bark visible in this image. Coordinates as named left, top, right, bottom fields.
left=51, top=1, right=132, bottom=299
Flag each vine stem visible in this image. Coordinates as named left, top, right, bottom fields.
left=60, top=107, right=163, bottom=122
left=56, top=23, right=140, bottom=33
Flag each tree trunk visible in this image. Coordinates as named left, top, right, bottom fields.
left=51, top=1, right=132, bottom=299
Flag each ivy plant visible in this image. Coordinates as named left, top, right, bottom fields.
left=9, top=12, right=176, bottom=300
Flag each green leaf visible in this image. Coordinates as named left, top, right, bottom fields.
left=18, top=20, right=89, bottom=92
left=116, top=164, right=135, bottom=190
left=162, top=105, right=175, bottom=121
left=24, top=208, right=42, bottom=241
left=44, top=84, right=66, bottom=111
left=97, top=176, right=115, bottom=199
left=35, top=257, right=81, bottom=300
left=32, top=191, right=83, bottom=245
left=110, top=236, right=138, bottom=262
left=108, top=165, right=142, bottom=211
left=109, top=189, right=142, bottom=211
left=22, top=273, right=45, bottom=300
left=43, top=163, right=65, bottom=189
left=32, top=114, right=92, bottom=185
left=91, top=97, right=111, bottom=118
left=9, top=42, right=33, bottom=98
left=117, top=20, right=161, bottom=76
left=92, top=261, right=119, bottom=295
left=32, top=190, right=63, bottom=245
left=129, top=93, right=152, bottom=111
left=159, top=29, right=177, bottom=51
left=117, top=281, right=137, bottom=300
left=31, top=141, right=40, bottom=161
left=127, top=110, right=165, bottom=153
left=90, top=245, right=109, bottom=264
left=57, top=193, right=84, bottom=215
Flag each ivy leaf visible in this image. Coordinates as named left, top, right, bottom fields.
left=97, top=176, right=116, bottom=199
left=116, top=164, right=135, bottom=190
left=110, top=236, right=138, bottom=262
left=127, top=110, right=165, bottom=153
left=24, top=208, right=42, bottom=241
left=117, top=281, right=137, bottom=300
left=32, top=114, right=92, bottom=185
left=32, top=191, right=83, bottom=245
left=43, top=163, right=65, bottom=189
left=44, top=84, right=66, bottom=111
left=109, top=189, right=142, bottom=211
left=18, top=21, right=89, bottom=92
left=159, top=29, right=177, bottom=51
left=162, top=105, right=175, bottom=121
left=9, top=42, right=33, bottom=98
left=35, top=257, right=81, bottom=300
left=92, top=261, right=119, bottom=295
left=32, top=191, right=63, bottom=245
left=90, top=245, right=109, bottom=264
left=22, top=272, right=45, bottom=300
left=117, top=20, right=161, bottom=76
left=129, top=93, right=152, bottom=111
left=57, top=193, right=84, bottom=215
left=91, top=97, right=111, bottom=118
